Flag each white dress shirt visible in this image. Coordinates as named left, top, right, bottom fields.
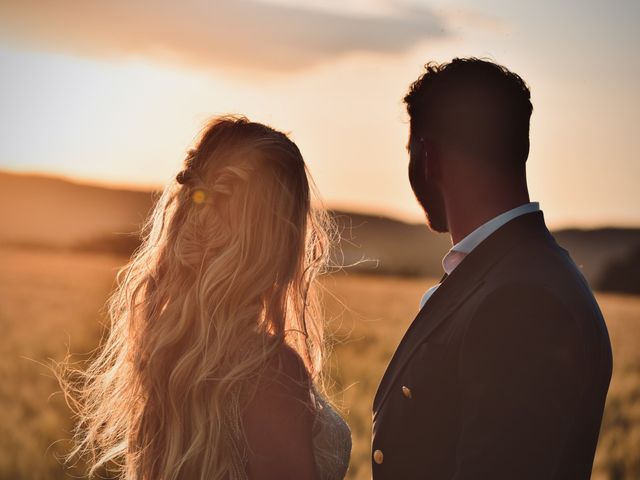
left=418, top=202, right=541, bottom=310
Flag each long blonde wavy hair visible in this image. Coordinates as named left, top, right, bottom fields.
left=62, top=116, right=332, bottom=479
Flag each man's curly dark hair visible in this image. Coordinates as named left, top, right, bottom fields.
left=404, top=57, right=533, bottom=169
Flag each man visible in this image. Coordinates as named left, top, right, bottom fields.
left=372, top=58, right=612, bottom=479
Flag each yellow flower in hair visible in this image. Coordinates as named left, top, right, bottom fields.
left=192, top=189, right=206, bottom=204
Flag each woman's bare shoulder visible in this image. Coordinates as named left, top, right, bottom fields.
left=251, top=343, right=313, bottom=403
left=273, top=343, right=311, bottom=383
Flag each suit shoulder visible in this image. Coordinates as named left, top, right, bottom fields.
left=492, top=237, right=592, bottom=296
left=475, top=282, right=572, bottom=320
left=503, top=235, right=572, bottom=269
left=464, top=282, right=585, bottom=364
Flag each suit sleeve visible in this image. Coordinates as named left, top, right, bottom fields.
left=453, top=284, right=585, bottom=480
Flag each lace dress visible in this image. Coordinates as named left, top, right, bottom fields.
left=311, top=391, right=352, bottom=480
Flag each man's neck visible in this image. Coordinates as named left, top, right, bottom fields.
left=447, top=194, right=531, bottom=245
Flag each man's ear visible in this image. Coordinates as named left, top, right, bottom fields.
left=423, top=139, right=441, bottom=181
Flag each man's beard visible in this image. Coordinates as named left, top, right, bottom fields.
left=408, top=155, right=448, bottom=233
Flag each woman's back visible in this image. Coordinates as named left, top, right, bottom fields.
left=243, top=346, right=351, bottom=480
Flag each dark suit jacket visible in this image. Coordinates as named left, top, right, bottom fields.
left=372, top=211, right=612, bottom=480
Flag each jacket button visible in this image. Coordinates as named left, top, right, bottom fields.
left=373, top=449, right=384, bottom=464
left=402, top=386, right=412, bottom=399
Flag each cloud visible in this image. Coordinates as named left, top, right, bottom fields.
left=0, top=0, right=449, bottom=72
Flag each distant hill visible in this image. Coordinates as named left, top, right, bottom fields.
left=0, top=171, right=154, bottom=245
left=597, top=244, right=640, bottom=294
left=553, top=229, right=640, bottom=288
left=1, top=170, right=638, bottom=291
left=332, top=209, right=452, bottom=277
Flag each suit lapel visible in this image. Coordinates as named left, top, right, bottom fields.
left=372, top=261, right=487, bottom=411
left=373, top=211, right=553, bottom=412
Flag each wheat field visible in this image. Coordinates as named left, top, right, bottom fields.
left=1, top=246, right=639, bottom=480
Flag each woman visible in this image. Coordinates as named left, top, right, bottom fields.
left=63, top=116, right=351, bottom=479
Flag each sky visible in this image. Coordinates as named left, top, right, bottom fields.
left=0, top=0, right=638, bottom=228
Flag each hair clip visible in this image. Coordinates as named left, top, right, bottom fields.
left=176, top=170, right=190, bottom=185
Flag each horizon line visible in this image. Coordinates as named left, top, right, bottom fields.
left=2, top=167, right=638, bottom=231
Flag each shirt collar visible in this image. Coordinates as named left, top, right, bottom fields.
left=442, top=202, right=540, bottom=275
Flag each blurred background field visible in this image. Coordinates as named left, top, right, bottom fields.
left=1, top=242, right=639, bottom=480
